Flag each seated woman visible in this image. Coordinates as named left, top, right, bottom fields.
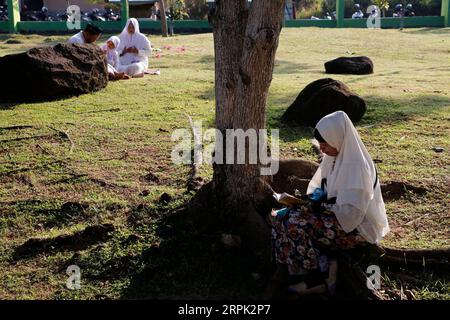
left=117, top=18, right=152, bottom=78
left=270, top=111, right=390, bottom=296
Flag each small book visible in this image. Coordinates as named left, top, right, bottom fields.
left=273, top=192, right=308, bottom=206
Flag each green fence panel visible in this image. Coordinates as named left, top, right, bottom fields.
left=336, top=0, right=345, bottom=27
left=285, top=19, right=337, bottom=28
left=136, top=19, right=162, bottom=31
left=7, top=0, right=20, bottom=33
left=121, top=0, right=129, bottom=28
left=16, top=21, right=125, bottom=33
left=382, top=16, right=444, bottom=28
left=339, top=16, right=444, bottom=28
left=136, top=19, right=211, bottom=32
left=0, top=22, right=9, bottom=33
left=172, top=20, right=210, bottom=29
left=442, top=0, right=450, bottom=27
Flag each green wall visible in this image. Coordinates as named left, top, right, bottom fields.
left=1, top=16, right=446, bottom=34
left=16, top=21, right=124, bottom=33
left=0, top=22, right=8, bottom=33
left=443, top=0, right=450, bottom=26
left=343, top=16, right=445, bottom=28
left=0, top=0, right=448, bottom=35
left=285, top=19, right=337, bottom=28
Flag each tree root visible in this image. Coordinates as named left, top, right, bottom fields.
left=0, top=124, right=74, bottom=152
left=0, top=160, right=65, bottom=177
left=185, top=113, right=204, bottom=192
left=0, top=125, right=35, bottom=130
left=47, top=126, right=74, bottom=152
left=380, top=246, right=449, bottom=272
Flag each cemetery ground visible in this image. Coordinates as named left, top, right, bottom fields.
left=0, top=27, right=449, bottom=299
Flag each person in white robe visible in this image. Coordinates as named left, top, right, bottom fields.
left=269, top=110, right=390, bottom=296
left=68, top=23, right=102, bottom=45
left=117, top=18, right=152, bottom=78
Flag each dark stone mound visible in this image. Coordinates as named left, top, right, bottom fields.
left=271, top=159, right=319, bottom=194
left=324, top=56, right=374, bottom=75
left=281, top=78, right=366, bottom=127
left=0, top=43, right=108, bottom=103
left=380, top=181, right=428, bottom=201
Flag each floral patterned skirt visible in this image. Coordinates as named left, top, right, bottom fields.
left=270, top=204, right=367, bottom=275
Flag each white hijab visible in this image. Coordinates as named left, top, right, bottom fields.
left=103, top=36, right=120, bottom=63
left=117, top=18, right=151, bottom=66
left=107, top=36, right=120, bottom=49
left=307, top=111, right=389, bottom=243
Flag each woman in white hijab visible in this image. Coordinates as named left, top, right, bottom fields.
left=270, top=111, right=389, bottom=296
left=117, top=18, right=152, bottom=78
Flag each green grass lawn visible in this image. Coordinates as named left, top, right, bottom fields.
left=0, top=28, right=449, bottom=300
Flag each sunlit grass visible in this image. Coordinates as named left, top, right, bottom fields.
left=0, top=27, right=449, bottom=299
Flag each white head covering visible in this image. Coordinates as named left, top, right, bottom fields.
left=307, top=111, right=389, bottom=243
left=119, top=18, right=141, bottom=47
left=117, top=18, right=152, bottom=67
left=107, top=36, right=120, bottom=49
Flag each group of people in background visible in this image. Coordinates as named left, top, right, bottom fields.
left=68, top=18, right=152, bottom=81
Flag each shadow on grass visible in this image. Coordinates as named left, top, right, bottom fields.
left=0, top=102, right=18, bottom=110
left=273, top=60, right=314, bottom=75
left=51, top=199, right=267, bottom=299
left=196, top=54, right=215, bottom=71
left=119, top=205, right=267, bottom=299
left=267, top=92, right=450, bottom=143
left=402, top=27, right=450, bottom=35
left=360, top=93, right=450, bottom=125
left=0, top=34, right=14, bottom=42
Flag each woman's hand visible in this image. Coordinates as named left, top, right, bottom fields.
left=127, top=46, right=139, bottom=54
left=121, top=47, right=139, bottom=55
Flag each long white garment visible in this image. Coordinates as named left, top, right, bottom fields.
left=307, top=111, right=390, bottom=244
left=101, top=36, right=120, bottom=69
left=102, top=36, right=120, bottom=74
left=68, top=31, right=86, bottom=44
left=117, top=18, right=152, bottom=76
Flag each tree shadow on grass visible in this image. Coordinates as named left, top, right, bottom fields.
left=119, top=204, right=267, bottom=299
left=402, top=27, right=450, bottom=35
left=52, top=198, right=267, bottom=299
left=0, top=102, right=18, bottom=110
left=273, top=60, right=315, bottom=75
left=267, top=92, right=450, bottom=143
left=195, top=54, right=215, bottom=71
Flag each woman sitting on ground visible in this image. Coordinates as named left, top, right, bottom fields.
left=117, top=18, right=152, bottom=78
left=270, top=111, right=390, bottom=296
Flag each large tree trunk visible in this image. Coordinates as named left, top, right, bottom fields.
left=208, top=0, right=286, bottom=268
left=159, top=0, right=169, bottom=37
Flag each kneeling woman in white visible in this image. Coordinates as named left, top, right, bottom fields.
left=117, top=18, right=152, bottom=77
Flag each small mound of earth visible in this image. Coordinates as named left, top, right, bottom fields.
left=271, top=161, right=427, bottom=203
left=380, top=181, right=428, bottom=201
left=271, top=159, right=319, bottom=194
left=281, top=78, right=366, bottom=127
left=0, top=43, right=108, bottom=103
left=324, top=56, right=374, bottom=75
left=5, top=39, right=23, bottom=44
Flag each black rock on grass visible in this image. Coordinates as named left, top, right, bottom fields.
left=0, top=43, right=108, bottom=103
left=324, top=56, right=374, bottom=75
left=282, top=78, right=367, bottom=127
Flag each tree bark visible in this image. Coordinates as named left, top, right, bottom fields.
left=159, top=0, right=169, bottom=37
left=208, top=0, right=286, bottom=268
